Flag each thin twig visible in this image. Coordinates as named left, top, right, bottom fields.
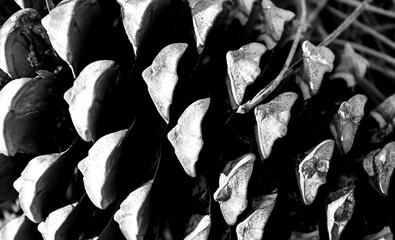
left=374, top=23, right=395, bottom=32
left=336, top=0, right=395, bottom=19
left=327, top=5, right=395, bottom=51
left=331, top=39, right=395, bottom=67
left=319, top=0, right=372, bottom=47
left=46, top=0, right=54, bottom=12
left=237, top=0, right=372, bottom=114
left=237, top=0, right=307, bottom=114
left=363, top=12, right=386, bottom=53
left=369, top=61, right=395, bottom=85
left=307, top=0, right=329, bottom=25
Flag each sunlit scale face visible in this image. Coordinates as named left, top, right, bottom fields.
left=327, top=186, right=355, bottom=240
left=299, top=140, right=334, bottom=205
left=213, top=154, right=255, bottom=226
